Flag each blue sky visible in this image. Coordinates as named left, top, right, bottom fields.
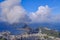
left=21, top=0, right=60, bottom=14
left=0, top=0, right=60, bottom=14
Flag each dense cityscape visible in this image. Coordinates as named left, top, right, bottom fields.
left=0, top=24, right=60, bottom=40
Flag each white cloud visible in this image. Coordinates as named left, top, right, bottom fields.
left=29, top=5, right=51, bottom=23
left=29, top=5, right=60, bottom=23
left=6, top=6, right=26, bottom=23
left=0, top=0, right=28, bottom=24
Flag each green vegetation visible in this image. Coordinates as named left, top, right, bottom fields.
left=44, top=36, right=49, bottom=39
left=36, top=27, right=60, bottom=37
left=42, top=30, right=59, bottom=37
left=0, top=37, right=7, bottom=40
left=0, top=38, right=5, bottom=40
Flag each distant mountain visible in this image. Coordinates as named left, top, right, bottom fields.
left=0, top=22, right=60, bottom=34
left=29, top=22, right=60, bottom=31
